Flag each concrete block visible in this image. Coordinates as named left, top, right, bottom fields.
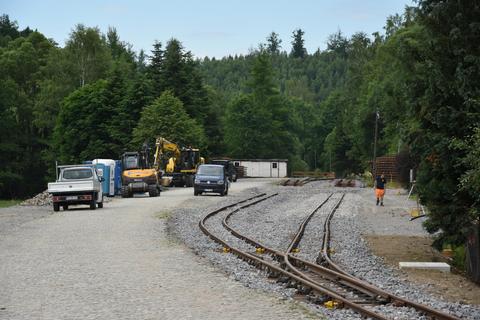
left=399, top=262, right=450, bottom=272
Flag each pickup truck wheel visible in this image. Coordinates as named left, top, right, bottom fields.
left=97, top=195, right=104, bottom=208
left=62, top=204, right=68, bottom=211
left=53, top=203, right=60, bottom=212
left=90, top=198, right=97, bottom=210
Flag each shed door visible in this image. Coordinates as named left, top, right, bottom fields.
left=271, top=162, right=279, bottom=177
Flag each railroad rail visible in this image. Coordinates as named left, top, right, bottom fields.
left=281, top=177, right=315, bottom=186
left=199, top=193, right=459, bottom=320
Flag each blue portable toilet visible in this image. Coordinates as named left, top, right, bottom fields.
left=115, top=160, right=122, bottom=195
left=93, top=159, right=116, bottom=197
left=93, top=162, right=109, bottom=195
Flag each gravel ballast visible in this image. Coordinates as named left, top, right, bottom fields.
left=168, top=180, right=480, bottom=320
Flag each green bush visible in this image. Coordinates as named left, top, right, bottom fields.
left=452, top=245, right=466, bottom=271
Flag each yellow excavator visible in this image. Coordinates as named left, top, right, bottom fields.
left=120, top=143, right=161, bottom=198
left=154, top=137, right=204, bottom=187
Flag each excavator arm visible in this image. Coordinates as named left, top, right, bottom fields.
left=154, top=137, right=181, bottom=172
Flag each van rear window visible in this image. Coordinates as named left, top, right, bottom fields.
left=63, top=168, right=93, bottom=180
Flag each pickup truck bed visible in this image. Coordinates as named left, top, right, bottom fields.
left=48, top=180, right=96, bottom=194
left=48, top=165, right=104, bottom=211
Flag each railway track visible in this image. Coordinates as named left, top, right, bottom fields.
left=199, top=193, right=459, bottom=320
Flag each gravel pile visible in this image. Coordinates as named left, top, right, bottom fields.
left=20, top=190, right=51, bottom=206
left=20, top=190, right=113, bottom=207
left=168, top=181, right=480, bottom=320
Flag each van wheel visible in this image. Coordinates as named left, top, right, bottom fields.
left=220, top=190, right=225, bottom=197
left=53, top=203, right=60, bottom=212
left=62, top=204, right=68, bottom=211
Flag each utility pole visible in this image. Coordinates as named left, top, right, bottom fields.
left=372, top=110, right=379, bottom=179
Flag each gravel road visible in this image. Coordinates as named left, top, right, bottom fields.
left=0, top=179, right=316, bottom=320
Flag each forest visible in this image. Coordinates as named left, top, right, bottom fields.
left=0, top=0, right=479, bottom=248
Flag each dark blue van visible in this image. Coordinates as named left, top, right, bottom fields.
left=194, top=164, right=229, bottom=196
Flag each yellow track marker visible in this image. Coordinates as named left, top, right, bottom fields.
left=255, top=247, right=265, bottom=254
left=324, top=300, right=339, bottom=309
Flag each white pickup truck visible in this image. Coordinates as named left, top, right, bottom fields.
left=48, top=165, right=104, bottom=211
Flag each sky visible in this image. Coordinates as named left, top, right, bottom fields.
left=3, top=0, right=413, bottom=58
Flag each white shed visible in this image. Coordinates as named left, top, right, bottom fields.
left=233, top=159, right=288, bottom=178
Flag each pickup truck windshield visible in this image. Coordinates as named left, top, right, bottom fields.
left=197, top=166, right=223, bottom=176
left=63, top=168, right=93, bottom=180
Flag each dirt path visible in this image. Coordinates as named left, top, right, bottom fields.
left=0, top=179, right=315, bottom=320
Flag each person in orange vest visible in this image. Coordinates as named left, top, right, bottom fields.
left=375, top=174, right=386, bottom=206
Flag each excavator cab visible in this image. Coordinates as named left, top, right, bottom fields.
left=180, top=148, right=201, bottom=172
left=122, top=152, right=141, bottom=170
left=119, top=144, right=160, bottom=198
left=173, top=148, right=204, bottom=187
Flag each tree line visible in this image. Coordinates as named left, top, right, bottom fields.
left=0, top=0, right=479, bottom=249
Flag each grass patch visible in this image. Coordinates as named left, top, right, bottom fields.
left=155, top=211, right=172, bottom=219
left=0, top=199, right=22, bottom=208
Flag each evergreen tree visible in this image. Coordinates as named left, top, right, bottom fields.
left=0, top=14, right=32, bottom=46
left=266, top=31, right=282, bottom=54
left=148, top=38, right=218, bottom=153
left=411, top=0, right=480, bottom=246
left=291, top=29, right=307, bottom=58
left=149, top=40, right=164, bottom=95
left=225, top=51, right=299, bottom=162
left=103, top=60, right=133, bottom=156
